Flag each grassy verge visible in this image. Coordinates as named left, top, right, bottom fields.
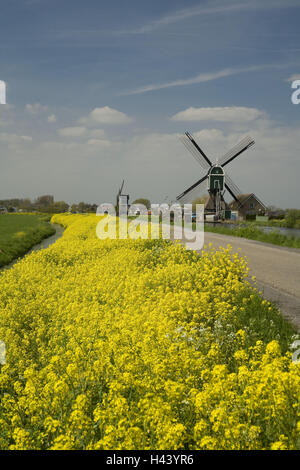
left=231, top=219, right=283, bottom=227
left=202, top=223, right=300, bottom=249
left=0, top=213, right=55, bottom=267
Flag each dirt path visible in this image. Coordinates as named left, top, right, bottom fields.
left=200, top=231, right=300, bottom=329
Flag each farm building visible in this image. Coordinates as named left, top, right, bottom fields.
left=229, top=193, right=266, bottom=220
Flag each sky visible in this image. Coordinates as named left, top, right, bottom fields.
left=0, top=0, right=300, bottom=208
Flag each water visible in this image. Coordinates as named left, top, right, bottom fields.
left=215, top=223, right=300, bottom=239
left=259, top=226, right=300, bottom=239
left=0, top=223, right=64, bottom=272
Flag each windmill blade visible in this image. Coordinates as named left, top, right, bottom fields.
left=180, top=135, right=210, bottom=171
left=219, top=136, right=255, bottom=167
left=177, top=180, right=208, bottom=205
left=116, top=180, right=125, bottom=207
left=119, top=179, right=125, bottom=195
left=225, top=173, right=242, bottom=198
left=185, top=132, right=212, bottom=167
left=176, top=174, right=208, bottom=203
left=180, top=132, right=212, bottom=170
left=225, top=183, right=240, bottom=205
left=225, top=174, right=243, bottom=207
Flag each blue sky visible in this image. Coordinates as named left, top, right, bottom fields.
left=0, top=0, right=300, bottom=207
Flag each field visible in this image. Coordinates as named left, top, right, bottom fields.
left=0, top=214, right=55, bottom=267
left=0, top=213, right=299, bottom=450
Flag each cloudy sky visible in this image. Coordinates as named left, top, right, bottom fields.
left=0, top=0, right=300, bottom=208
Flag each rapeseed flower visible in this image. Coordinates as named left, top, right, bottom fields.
left=0, top=214, right=298, bottom=450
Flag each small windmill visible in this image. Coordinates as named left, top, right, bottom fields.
left=116, top=180, right=129, bottom=214
left=177, top=132, right=255, bottom=220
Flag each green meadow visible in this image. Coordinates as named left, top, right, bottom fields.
left=0, top=213, right=55, bottom=267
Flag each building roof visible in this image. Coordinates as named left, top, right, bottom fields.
left=229, top=193, right=267, bottom=209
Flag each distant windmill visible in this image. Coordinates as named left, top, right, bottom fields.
left=116, top=180, right=129, bottom=214
left=176, top=132, right=255, bottom=220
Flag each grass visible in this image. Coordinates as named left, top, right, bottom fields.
left=232, top=285, right=297, bottom=352
left=236, top=219, right=300, bottom=229
left=0, top=213, right=55, bottom=267
left=202, top=223, right=300, bottom=249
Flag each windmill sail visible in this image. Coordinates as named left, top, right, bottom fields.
left=180, top=132, right=212, bottom=170
left=219, top=136, right=255, bottom=167
left=177, top=131, right=255, bottom=218
left=225, top=174, right=243, bottom=207
left=116, top=180, right=125, bottom=207
left=177, top=174, right=208, bottom=203
left=225, top=173, right=242, bottom=198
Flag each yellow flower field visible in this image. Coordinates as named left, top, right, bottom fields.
left=0, top=213, right=299, bottom=450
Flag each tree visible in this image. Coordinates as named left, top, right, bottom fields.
left=132, top=198, right=151, bottom=210
left=19, top=198, right=32, bottom=211
left=35, top=195, right=54, bottom=206
left=50, top=201, right=69, bottom=213
left=72, top=202, right=98, bottom=213
left=285, top=209, right=300, bottom=228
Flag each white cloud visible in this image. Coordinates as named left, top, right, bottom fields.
left=58, top=126, right=106, bottom=138
left=58, top=126, right=87, bottom=137
left=192, top=128, right=226, bottom=142
left=47, top=114, right=57, bottom=123
left=171, top=106, right=265, bottom=123
left=120, top=64, right=293, bottom=96
left=25, top=103, right=48, bottom=114
left=131, top=0, right=300, bottom=34
left=87, top=138, right=112, bottom=147
left=81, top=106, right=132, bottom=124
left=88, top=128, right=105, bottom=138
left=286, top=74, right=300, bottom=82
left=0, top=133, right=32, bottom=143
left=58, top=126, right=108, bottom=139
left=0, top=103, right=14, bottom=126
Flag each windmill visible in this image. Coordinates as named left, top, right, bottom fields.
left=176, top=132, right=255, bottom=220
left=116, top=180, right=129, bottom=214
